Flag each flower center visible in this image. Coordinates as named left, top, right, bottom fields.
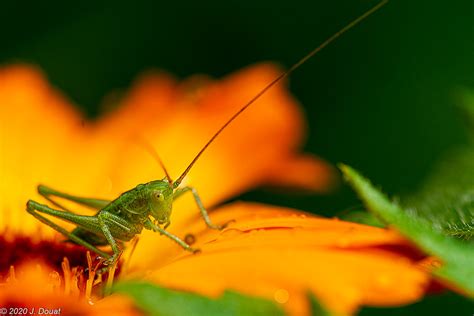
left=0, top=233, right=121, bottom=299
left=0, top=234, right=92, bottom=275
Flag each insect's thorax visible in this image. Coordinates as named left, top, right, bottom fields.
left=101, top=180, right=173, bottom=224
left=102, top=187, right=149, bottom=221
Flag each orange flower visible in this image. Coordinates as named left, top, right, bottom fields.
left=0, top=64, right=429, bottom=315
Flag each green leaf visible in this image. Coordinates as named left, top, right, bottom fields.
left=113, top=281, right=285, bottom=316
left=403, top=148, right=474, bottom=239
left=340, top=164, right=474, bottom=297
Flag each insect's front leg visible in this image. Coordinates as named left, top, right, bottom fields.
left=173, top=186, right=233, bottom=230
left=144, top=219, right=199, bottom=253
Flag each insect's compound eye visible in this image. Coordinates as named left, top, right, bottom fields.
left=154, top=192, right=164, bottom=201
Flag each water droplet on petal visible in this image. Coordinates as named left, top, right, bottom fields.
left=274, top=288, right=290, bottom=304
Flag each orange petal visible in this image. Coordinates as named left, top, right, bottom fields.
left=265, top=154, right=338, bottom=192
left=0, top=66, right=90, bottom=235
left=130, top=203, right=429, bottom=315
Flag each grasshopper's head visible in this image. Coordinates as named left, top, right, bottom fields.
left=147, top=179, right=174, bottom=225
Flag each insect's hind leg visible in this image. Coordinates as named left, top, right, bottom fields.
left=37, top=185, right=110, bottom=212
left=26, top=200, right=110, bottom=258
left=173, top=186, right=234, bottom=230
left=97, top=213, right=124, bottom=266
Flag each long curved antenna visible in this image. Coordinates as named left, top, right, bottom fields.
left=173, top=0, right=388, bottom=188
left=136, top=136, right=173, bottom=185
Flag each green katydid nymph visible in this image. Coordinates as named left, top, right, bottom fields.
left=26, top=0, right=388, bottom=267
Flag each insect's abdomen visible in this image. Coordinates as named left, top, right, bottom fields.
left=69, top=227, right=108, bottom=246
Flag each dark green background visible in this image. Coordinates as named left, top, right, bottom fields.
left=2, top=0, right=473, bottom=313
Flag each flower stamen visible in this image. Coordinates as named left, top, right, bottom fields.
left=85, top=251, right=102, bottom=303
left=105, top=260, right=119, bottom=295
left=6, top=266, right=16, bottom=283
